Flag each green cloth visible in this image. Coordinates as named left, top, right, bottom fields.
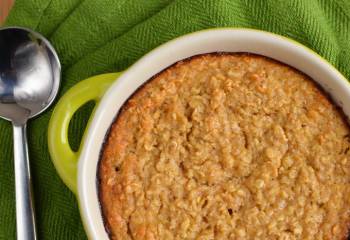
left=1, top=0, right=350, bottom=239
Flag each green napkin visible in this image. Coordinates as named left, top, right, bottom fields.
left=1, top=0, right=350, bottom=239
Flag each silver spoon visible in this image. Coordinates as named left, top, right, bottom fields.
left=0, top=27, right=60, bottom=240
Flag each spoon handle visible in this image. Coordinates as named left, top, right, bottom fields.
left=13, top=123, right=37, bottom=240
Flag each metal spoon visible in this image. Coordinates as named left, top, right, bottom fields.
left=0, top=27, right=60, bottom=240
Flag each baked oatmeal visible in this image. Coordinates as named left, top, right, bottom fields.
left=99, top=53, right=350, bottom=240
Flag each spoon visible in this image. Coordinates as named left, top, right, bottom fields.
left=0, top=27, right=60, bottom=240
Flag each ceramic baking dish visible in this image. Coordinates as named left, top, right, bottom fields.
left=47, top=28, right=350, bottom=239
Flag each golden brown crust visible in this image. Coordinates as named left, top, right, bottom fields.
left=98, top=53, right=350, bottom=240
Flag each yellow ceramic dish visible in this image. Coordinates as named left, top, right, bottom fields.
left=48, top=28, right=350, bottom=239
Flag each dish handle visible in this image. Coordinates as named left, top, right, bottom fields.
left=48, top=73, right=121, bottom=194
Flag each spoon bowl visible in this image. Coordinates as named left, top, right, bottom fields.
left=0, top=26, right=61, bottom=240
left=0, top=27, right=60, bottom=124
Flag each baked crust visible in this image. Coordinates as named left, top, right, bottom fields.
left=98, top=53, right=350, bottom=240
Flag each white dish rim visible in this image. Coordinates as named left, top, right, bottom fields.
left=76, top=28, right=350, bottom=239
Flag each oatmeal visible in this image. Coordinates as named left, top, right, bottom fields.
left=99, top=53, right=350, bottom=240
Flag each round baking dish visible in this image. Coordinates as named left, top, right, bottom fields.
left=48, top=28, right=350, bottom=239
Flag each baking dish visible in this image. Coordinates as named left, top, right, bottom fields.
left=47, top=28, right=350, bottom=239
